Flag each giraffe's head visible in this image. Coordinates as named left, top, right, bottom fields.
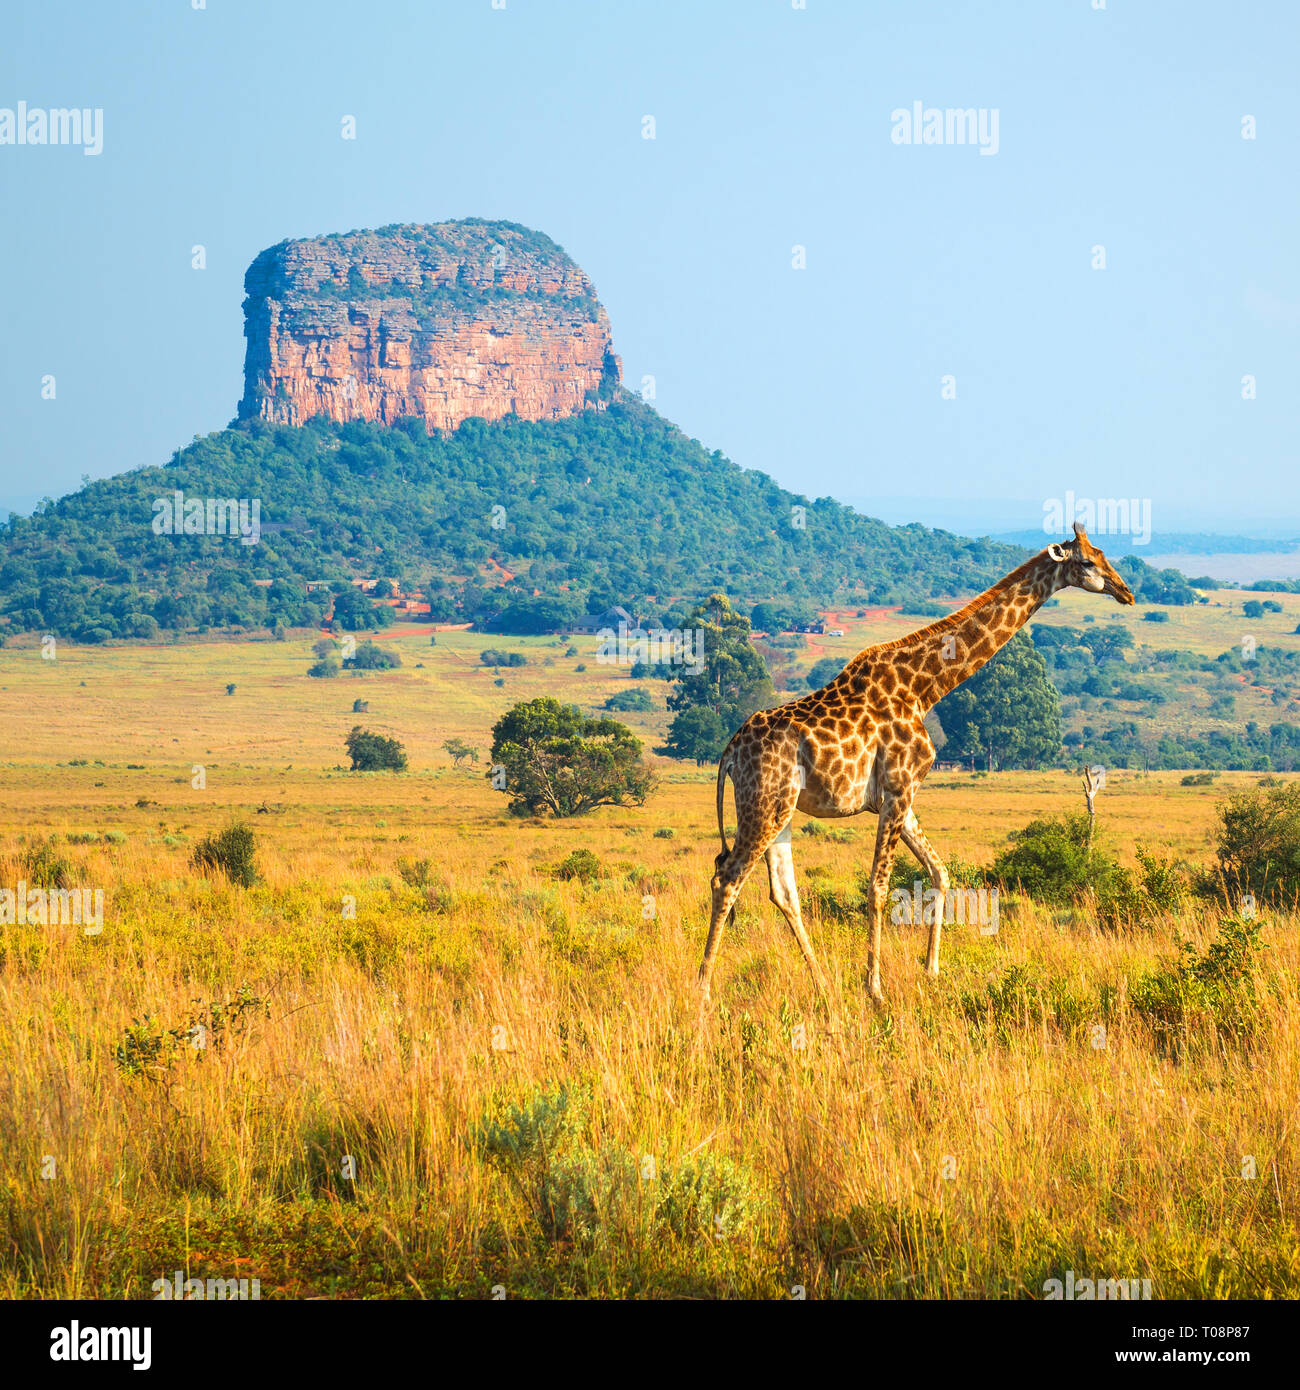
left=1046, top=522, right=1136, bottom=604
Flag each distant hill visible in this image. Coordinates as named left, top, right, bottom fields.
left=0, top=398, right=1032, bottom=642
left=990, top=528, right=1300, bottom=558
left=0, top=212, right=1201, bottom=644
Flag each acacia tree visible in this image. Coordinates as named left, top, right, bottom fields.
left=934, top=631, right=1062, bottom=770
left=442, top=737, right=478, bottom=768
left=489, top=697, right=654, bottom=817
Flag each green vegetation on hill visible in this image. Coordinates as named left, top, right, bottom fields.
left=0, top=400, right=1037, bottom=644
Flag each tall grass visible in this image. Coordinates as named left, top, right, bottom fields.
left=1, top=790, right=1296, bottom=1298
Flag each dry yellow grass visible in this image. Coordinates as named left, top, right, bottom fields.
left=0, top=635, right=1296, bottom=1298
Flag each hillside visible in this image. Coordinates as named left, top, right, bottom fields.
left=0, top=400, right=1039, bottom=641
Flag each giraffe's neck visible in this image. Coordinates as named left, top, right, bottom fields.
left=853, top=554, right=1062, bottom=712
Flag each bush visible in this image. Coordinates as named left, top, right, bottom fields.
left=344, top=640, right=401, bottom=670
left=959, top=963, right=1093, bottom=1048
left=190, top=823, right=259, bottom=887
left=1181, top=772, right=1217, bottom=786
left=1142, top=610, right=1169, bottom=623
left=604, top=687, right=654, bottom=712
left=987, top=813, right=1127, bottom=904
left=653, top=827, right=675, bottom=839
left=555, top=848, right=605, bottom=883
left=473, top=1086, right=762, bottom=1249
left=800, top=820, right=858, bottom=843
left=480, top=648, right=527, bottom=668
left=307, top=657, right=340, bottom=678
left=21, top=836, right=72, bottom=889
left=1211, top=782, right=1300, bottom=906
left=1096, top=845, right=1189, bottom=929
left=1131, top=916, right=1266, bottom=1054
left=345, top=726, right=408, bottom=772
left=656, top=1153, right=763, bottom=1240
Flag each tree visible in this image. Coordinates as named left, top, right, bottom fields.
left=604, top=687, right=654, bottom=712
left=806, top=656, right=844, bottom=690
left=488, top=696, right=654, bottom=817
left=662, top=594, right=773, bottom=760
left=934, top=631, right=1062, bottom=770
left=658, top=706, right=727, bottom=766
left=443, top=737, right=478, bottom=768
left=345, top=726, right=408, bottom=771
left=331, top=587, right=393, bottom=631
left=1214, top=781, right=1300, bottom=905
left=345, top=640, right=401, bottom=670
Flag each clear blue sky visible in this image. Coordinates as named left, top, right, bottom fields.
left=2, top=0, right=1297, bottom=536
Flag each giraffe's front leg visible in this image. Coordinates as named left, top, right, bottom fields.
left=864, top=792, right=910, bottom=1005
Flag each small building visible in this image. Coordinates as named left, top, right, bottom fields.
left=571, top=604, right=635, bottom=635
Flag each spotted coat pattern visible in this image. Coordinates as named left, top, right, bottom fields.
left=698, top=524, right=1136, bottom=1002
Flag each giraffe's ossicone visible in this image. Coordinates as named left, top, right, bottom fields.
left=698, top=523, right=1136, bottom=1004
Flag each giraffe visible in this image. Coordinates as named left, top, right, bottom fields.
left=698, top=522, right=1136, bottom=1003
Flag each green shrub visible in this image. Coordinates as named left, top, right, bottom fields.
left=656, top=1153, right=763, bottom=1240
left=604, top=687, right=654, bottom=712
left=345, top=726, right=408, bottom=772
left=1211, top=782, right=1300, bottom=906
left=113, top=985, right=270, bottom=1079
left=960, top=963, right=1094, bottom=1047
left=1181, top=772, right=1217, bottom=786
left=190, top=823, right=259, bottom=887
left=345, top=640, right=401, bottom=670
left=555, top=849, right=604, bottom=883
left=1131, top=916, right=1267, bottom=1053
left=20, top=836, right=72, bottom=889
left=800, top=820, right=858, bottom=843
left=653, top=827, right=675, bottom=839
left=988, top=813, right=1128, bottom=904
left=1096, top=845, right=1188, bottom=929
left=473, top=1086, right=763, bottom=1249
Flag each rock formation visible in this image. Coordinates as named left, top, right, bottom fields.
left=238, top=219, right=620, bottom=433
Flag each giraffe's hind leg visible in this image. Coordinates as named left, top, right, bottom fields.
left=901, top=810, right=950, bottom=979
left=699, top=733, right=802, bottom=1001
left=766, top=828, right=829, bottom=997
left=698, top=836, right=768, bottom=1000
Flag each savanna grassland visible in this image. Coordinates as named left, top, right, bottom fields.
left=1, top=625, right=1297, bottom=1299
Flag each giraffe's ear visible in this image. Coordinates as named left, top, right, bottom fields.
left=1047, top=543, right=1069, bottom=562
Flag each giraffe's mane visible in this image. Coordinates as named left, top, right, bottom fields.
left=848, top=551, right=1049, bottom=662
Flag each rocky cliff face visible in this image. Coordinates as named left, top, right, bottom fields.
left=238, top=219, right=620, bottom=433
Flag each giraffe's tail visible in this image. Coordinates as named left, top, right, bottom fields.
left=714, top=745, right=734, bottom=871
